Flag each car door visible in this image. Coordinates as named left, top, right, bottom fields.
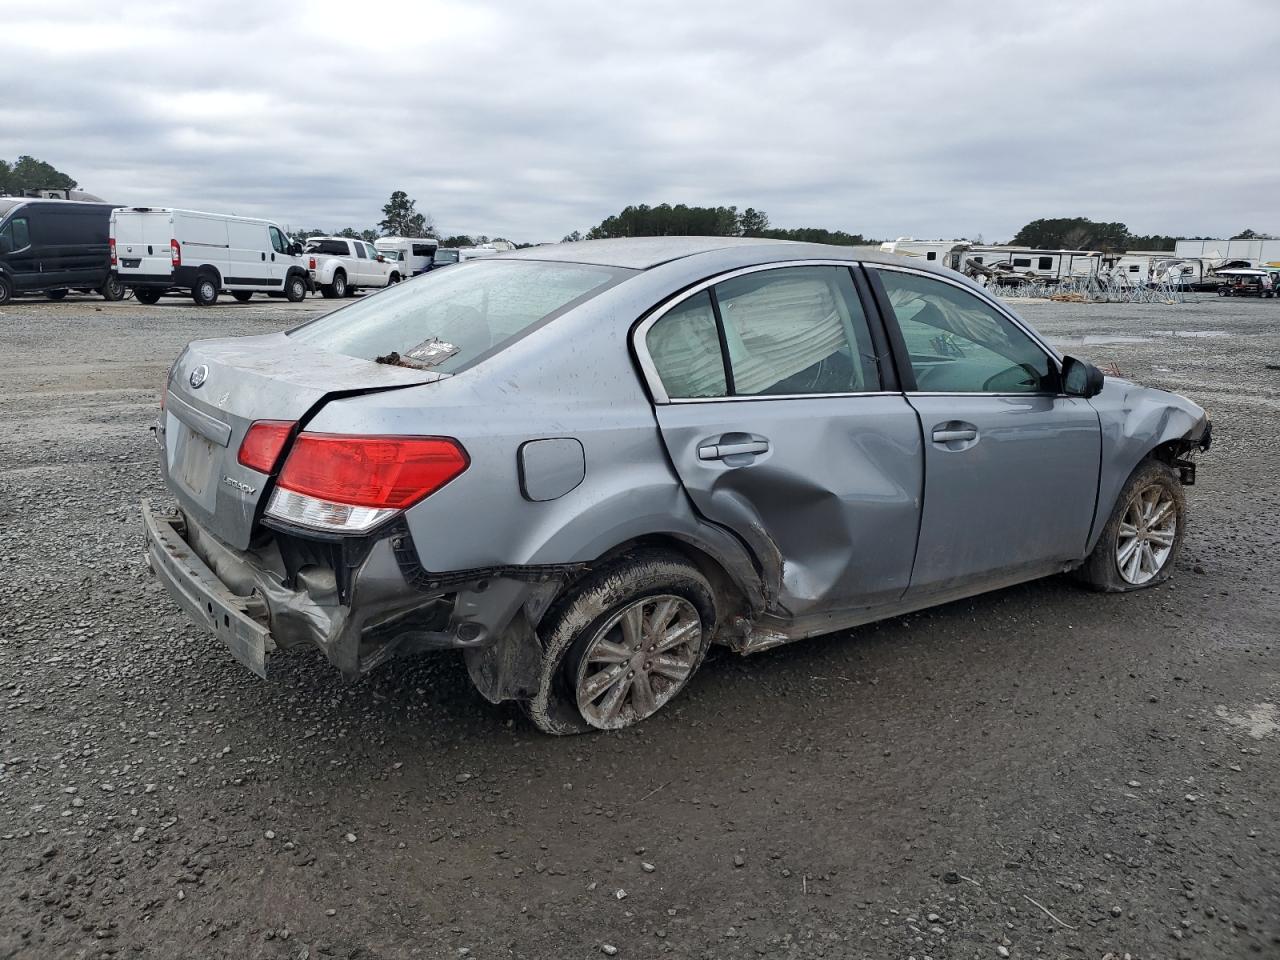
left=351, top=239, right=370, bottom=285
left=267, top=225, right=291, bottom=287
left=0, top=214, right=38, bottom=291
left=865, top=265, right=1101, bottom=600
left=364, top=242, right=388, bottom=285
left=639, top=263, right=924, bottom=617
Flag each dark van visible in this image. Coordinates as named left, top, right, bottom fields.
left=0, top=198, right=124, bottom=304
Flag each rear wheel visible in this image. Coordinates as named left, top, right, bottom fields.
left=134, top=287, right=163, bottom=304
left=285, top=274, right=307, bottom=302
left=323, top=271, right=346, bottom=299
left=100, top=273, right=125, bottom=301
left=389, top=272, right=401, bottom=284
left=0, top=274, right=12, bottom=304
left=232, top=291, right=253, bottom=303
left=1077, top=459, right=1185, bottom=592
left=47, top=289, right=68, bottom=301
left=524, top=552, right=716, bottom=735
left=192, top=274, right=219, bottom=306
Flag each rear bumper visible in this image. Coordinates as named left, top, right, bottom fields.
left=142, top=500, right=274, bottom=676
left=141, top=499, right=544, bottom=680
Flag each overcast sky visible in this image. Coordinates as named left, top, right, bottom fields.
left=4, top=0, right=1278, bottom=243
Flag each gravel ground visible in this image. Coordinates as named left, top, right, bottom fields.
left=0, top=290, right=1277, bottom=960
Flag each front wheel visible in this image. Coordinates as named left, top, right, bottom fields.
left=285, top=274, right=307, bottom=302
left=100, top=273, right=125, bottom=301
left=0, top=274, right=12, bottom=305
left=524, top=552, right=716, bottom=735
left=134, top=287, right=163, bottom=304
left=1077, top=459, right=1185, bottom=592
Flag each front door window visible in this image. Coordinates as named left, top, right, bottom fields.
left=875, top=269, right=1055, bottom=393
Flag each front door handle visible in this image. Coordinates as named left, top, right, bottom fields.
left=698, top=438, right=770, bottom=461
left=932, top=428, right=977, bottom=442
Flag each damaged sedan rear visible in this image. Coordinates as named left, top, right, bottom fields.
left=144, top=237, right=1211, bottom=734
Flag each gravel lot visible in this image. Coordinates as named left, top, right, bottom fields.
left=1, top=289, right=1277, bottom=959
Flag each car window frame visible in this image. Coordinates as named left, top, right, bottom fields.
left=632, top=260, right=900, bottom=405
left=864, top=263, right=1064, bottom=397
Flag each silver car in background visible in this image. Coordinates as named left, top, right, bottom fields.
left=144, top=237, right=1211, bottom=733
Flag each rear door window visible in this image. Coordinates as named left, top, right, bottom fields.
left=644, top=291, right=728, bottom=399
left=714, top=266, right=881, bottom=395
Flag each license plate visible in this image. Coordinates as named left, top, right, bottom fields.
left=175, top=429, right=217, bottom=499
left=122, top=258, right=141, bottom=268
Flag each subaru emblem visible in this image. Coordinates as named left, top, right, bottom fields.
left=189, top=365, right=209, bottom=389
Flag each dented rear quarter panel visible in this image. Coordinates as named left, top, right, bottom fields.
left=1086, top=376, right=1208, bottom=553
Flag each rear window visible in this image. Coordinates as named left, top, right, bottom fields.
left=288, top=259, right=628, bottom=374
left=306, top=239, right=350, bottom=256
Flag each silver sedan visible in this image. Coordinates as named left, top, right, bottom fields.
left=143, top=237, right=1211, bottom=733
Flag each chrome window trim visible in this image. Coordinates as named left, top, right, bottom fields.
left=632, top=259, right=877, bottom=405
left=867, top=261, right=1063, bottom=364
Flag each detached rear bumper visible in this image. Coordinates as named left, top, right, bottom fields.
left=141, top=500, right=551, bottom=680
left=142, top=500, right=274, bottom=676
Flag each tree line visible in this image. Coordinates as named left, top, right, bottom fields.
left=562, top=204, right=874, bottom=246
left=1010, top=217, right=1275, bottom=253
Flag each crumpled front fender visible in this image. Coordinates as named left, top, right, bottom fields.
left=1087, top=377, right=1210, bottom=554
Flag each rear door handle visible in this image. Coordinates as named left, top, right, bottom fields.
left=931, top=428, right=977, bottom=442
left=698, top=439, right=770, bottom=460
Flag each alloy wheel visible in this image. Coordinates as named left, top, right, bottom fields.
left=1116, top=483, right=1178, bottom=585
left=574, top=595, right=702, bottom=729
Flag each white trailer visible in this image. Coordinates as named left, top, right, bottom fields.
left=1175, top=237, right=1280, bottom=266
left=374, top=236, right=438, bottom=276
left=963, top=246, right=1101, bottom=283
left=878, top=238, right=971, bottom=270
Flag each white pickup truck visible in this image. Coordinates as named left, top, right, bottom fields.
left=304, top=237, right=402, bottom=298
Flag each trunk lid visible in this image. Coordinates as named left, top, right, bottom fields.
left=160, top=332, right=444, bottom=548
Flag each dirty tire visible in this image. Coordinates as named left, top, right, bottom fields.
left=0, top=274, right=11, bottom=305
left=524, top=551, right=716, bottom=735
left=46, top=288, right=68, bottom=301
left=389, top=272, right=401, bottom=284
left=134, top=287, right=163, bottom=304
left=285, top=274, right=307, bottom=302
left=232, top=291, right=253, bottom=303
left=1077, top=458, right=1186, bottom=593
left=100, top=273, right=125, bottom=301
left=192, top=274, right=219, bottom=306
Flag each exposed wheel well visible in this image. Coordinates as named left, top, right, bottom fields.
left=584, top=534, right=753, bottom=635
left=196, top=265, right=221, bottom=287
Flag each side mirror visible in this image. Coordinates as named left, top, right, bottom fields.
left=1061, top=355, right=1105, bottom=398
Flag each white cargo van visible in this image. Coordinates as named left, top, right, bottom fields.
left=110, top=208, right=312, bottom=305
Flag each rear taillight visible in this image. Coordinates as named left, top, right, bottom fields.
left=308, top=256, right=316, bottom=270
left=265, top=434, right=468, bottom=533
left=237, top=420, right=297, bottom=474
left=109, top=237, right=117, bottom=267
left=171, top=238, right=181, bottom=267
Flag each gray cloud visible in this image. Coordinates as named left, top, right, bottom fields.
left=4, top=0, right=1278, bottom=242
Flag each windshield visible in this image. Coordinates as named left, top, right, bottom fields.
left=288, top=259, right=629, bottom=373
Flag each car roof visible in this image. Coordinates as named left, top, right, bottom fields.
left=494, top=236, right=901, bottom=271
